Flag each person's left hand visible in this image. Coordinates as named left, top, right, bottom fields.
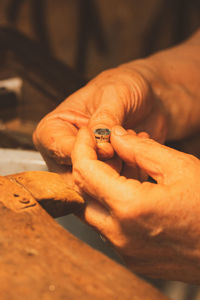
left=72, top=126, right=200, bottom=284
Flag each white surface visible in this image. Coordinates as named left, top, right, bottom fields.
left=0, top=148, right=47, bottom=175
left=0, top=77, right=23, bottom=95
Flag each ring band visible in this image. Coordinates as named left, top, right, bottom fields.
left=94, top=128, right=111, bottom=143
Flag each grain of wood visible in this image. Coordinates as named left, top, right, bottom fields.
left=0, top=172, right=169, bottom=300
left=7, top=171, right=85, bottom=218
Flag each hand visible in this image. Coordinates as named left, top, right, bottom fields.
left=33, top=30, right=200, bottom=174
left=72, top=126, right=200, bottom=284
left=33, top=66, right=167, bottom=174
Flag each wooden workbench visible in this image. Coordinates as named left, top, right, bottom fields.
left=0, top=172, right=168, bottom=300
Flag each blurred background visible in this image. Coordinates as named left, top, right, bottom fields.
left=1, top=0, right=200, bottom=77
left=0, top=0, right=199, bottom=151
left=0, top=1, right=200, bottom=299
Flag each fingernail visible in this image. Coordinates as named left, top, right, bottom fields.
left=113, top=126, right=127, bottom=136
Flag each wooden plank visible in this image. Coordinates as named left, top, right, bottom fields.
left=0, top=172, right=168, bottom=299
left=7, top=171, right=85, bottom=218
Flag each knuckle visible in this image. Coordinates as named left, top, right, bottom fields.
left=92, top=68, right=131, bottom=94
left=95, top=68, right=117, bottom=80
left=112, top=187, right=139, bottom=220
left=33, top=116, right=49, bottom=140
left=33, top=119, right=46, bottom=149
left=73, top=167, right=83, bottom=188
left=116, top=206, right=134, bottom=221
left=186, top=153, right=199, bottom=165
left=32, top=129, right=39, bottom=148
left=91, top=109, right=119, bottom=127
left=180, top=153, right=200, bottom=173
left=113, top=181, right=155, bottom=221
left=73, top=161, right=87, bottom=189
left=34, top=118, right=68, bottom=163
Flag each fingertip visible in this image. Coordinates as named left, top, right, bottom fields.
left=110, top=126, right=134, bottom=149
left=111, top=125, right=137, bottom=139
left=111, top=125, right=128, bottom=137
left=96, top=143, right=115, bottom=160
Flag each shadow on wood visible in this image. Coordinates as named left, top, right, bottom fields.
left=0, top=171, right=169, bottom=299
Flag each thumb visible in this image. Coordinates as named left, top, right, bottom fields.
left=111, top=126, right=188, bottom=185
left=88, top=85, right=126, bottom=160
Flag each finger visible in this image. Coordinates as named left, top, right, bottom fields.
left=33, top=111, right=89, bottom=165
left=111, top=126, right=189, bottom=184
left=81, top=197, right=114, bottom=237
left=121, top=130, right=148, bottom=181
left=72, top=127, right=143, bottom=211
left=118, top=130, right=148, bottom=180
left=95, top=142, right=114, bottom=161
left=105, top=155, right=123, bottom=174
left=134, top=104, right=167, bottom=143
left=88, top=85, right=126, bottom=160
left=127, top=129, right=136, bottom=135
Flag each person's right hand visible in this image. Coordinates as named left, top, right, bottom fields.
left=71, top=126, right=200, bottom=284
left=33, top=65, right=167, bottom=174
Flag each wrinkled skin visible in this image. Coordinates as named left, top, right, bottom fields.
left=33, top=30, right=200, bottom=171
left=33, top=66, right=167, bottom=171
left=72, top=126, right=200, bottom=284
left=33, top=30, right=200, bottom=283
